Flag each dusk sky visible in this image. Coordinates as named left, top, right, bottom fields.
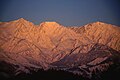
left=0, top=0, right=120, bottom=26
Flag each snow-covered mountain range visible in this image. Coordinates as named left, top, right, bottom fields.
left=0, top=18, right=120, bottom=80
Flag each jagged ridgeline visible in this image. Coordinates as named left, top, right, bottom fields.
left=0, top=18, right=120, bottom=80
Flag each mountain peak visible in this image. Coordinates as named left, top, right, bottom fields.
left=19, top=18, right=25, bottom=20
left=84, top=21, right=112, bottom=29
left=14, top=18, right=34, bottom=27
left=39, top=21, right=62, bottom=32
left=93, top=21, right=106, bottom=25
left=40, top=21, right=61, bottom=27
left=17, top=18, right=28, bottom=23
left=44, top=21, right=59, bottom=24
left=38, top=21, right=64, bottom=36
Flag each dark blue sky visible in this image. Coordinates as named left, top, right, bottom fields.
left=0, top=0, right=120, bottom=26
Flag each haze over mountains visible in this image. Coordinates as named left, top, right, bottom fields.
left=0, top=18, right=120, bottom=80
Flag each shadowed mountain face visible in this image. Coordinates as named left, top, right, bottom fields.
left=0, top=18, right=120, bottom=80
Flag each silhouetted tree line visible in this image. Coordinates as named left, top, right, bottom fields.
left=1, top=63, right=119, bottom=80
left=3, top=69, right=86, bottom=80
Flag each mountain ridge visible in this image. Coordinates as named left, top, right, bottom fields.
left=0, top=18, right=120, bottom=79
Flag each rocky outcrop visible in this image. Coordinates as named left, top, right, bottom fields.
left=0, top=18, right=120, bottom=79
